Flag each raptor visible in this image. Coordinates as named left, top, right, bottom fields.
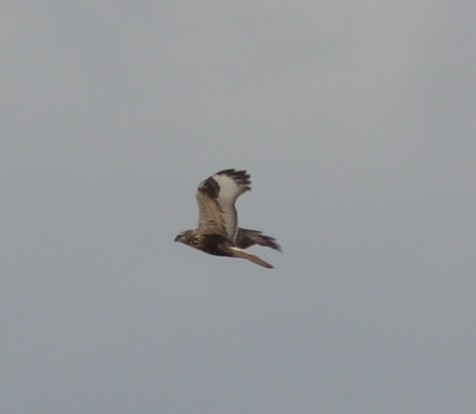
left=174, top=169, right=280, bottom=269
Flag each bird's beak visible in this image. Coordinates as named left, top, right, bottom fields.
left=174, top=234, right=182, bottom=242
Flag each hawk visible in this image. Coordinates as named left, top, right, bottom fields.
left=174, top=169, right=281, bottom=269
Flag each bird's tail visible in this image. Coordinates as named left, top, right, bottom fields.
left=230, top=247, right=274, bottom=269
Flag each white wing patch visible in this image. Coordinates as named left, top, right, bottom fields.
left=213, top=170, right=250, bottom=241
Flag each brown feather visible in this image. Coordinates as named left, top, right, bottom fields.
left=230, top=247, right=274, bottom=269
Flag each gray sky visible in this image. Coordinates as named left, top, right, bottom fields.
left=2, top=1, right=476, bottom=413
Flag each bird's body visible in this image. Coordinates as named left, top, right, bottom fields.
left=175, top=169, right=280, bottom=269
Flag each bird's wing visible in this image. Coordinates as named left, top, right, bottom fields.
left=229, top=246, right=274, bottom=269
left=235, top=228, right=281, bottom=251
left=196, top=169, right=250, bottom=240
left=195, top=190, right=228, bottom=237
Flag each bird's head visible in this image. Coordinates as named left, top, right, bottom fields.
left=174, top=229, right=195, bottom=245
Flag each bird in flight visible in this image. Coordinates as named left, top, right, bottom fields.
left=174, top=169, right=281, bottom=269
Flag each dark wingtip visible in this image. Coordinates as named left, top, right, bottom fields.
left=216, top=169, right=251, bottom=189
left=235, top=228, right=282, bottom=252
left=198, top=169, right=252, bottom=196
left=257, top=234, right=281, bottom=252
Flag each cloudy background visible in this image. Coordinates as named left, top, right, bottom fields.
left=2, top=1, right=475, bottom=413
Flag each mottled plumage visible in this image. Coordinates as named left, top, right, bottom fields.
left=174, top=169, right=280, bottom=269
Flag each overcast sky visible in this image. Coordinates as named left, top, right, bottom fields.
left=2, top=1, right=475, bottom=413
